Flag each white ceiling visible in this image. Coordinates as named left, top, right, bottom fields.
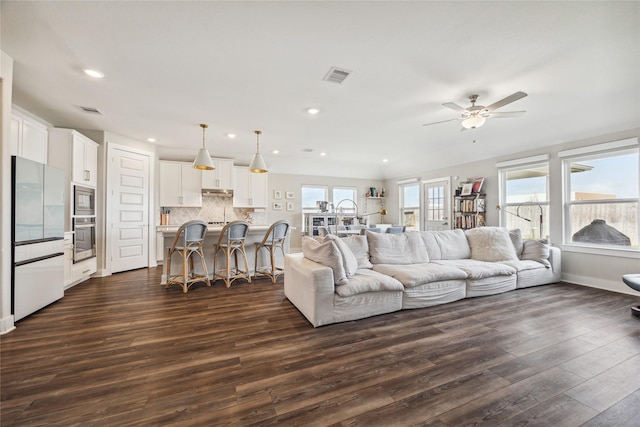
left=2, top=1, right=639, bottom=180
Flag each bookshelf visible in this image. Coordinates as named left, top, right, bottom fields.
left=453, top=193, right=486, bottom=230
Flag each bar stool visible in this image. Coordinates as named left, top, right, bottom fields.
left=213, top=220, right=252, bottom=287
left=165, top=220, right=210, bottom=293
left=254, top=220, right=290, bottom=283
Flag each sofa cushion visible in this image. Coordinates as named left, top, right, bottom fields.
left=334, top=269, right=404, bottom=297
left=373, top=263, right=467, bottom=288
left=420, top=229, right=471, bottom=260
left=433, top=259, right=517, bottom=279
left=323, top=234, right=359, bottom=277
left=367, top=231, right=429, bottom=264
left=341, top=235, right=373, bottom=269
left=466, top=227, right=518, bottom=262
left=509, top=228, right=524, bottom=257
left=301, top=236, right=349, bottom=285
left=501, top=259, right=549, bottom=272
left=520, top=239, right=551, bottom=268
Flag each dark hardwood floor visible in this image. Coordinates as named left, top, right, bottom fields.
left=2, top=267, right=640, bottom=426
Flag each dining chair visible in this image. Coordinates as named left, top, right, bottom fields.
left=213, top=220, right=251, bottom=287
left=165, top=220, right=210, bottom=293
left=386, top=226, right=406, bottom=234
left=254, top=220, right=290, bottom=283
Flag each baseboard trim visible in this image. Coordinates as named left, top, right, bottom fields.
left=0, top=315, right=16, bottom=335
left=562, top=273, right=639, bottom=296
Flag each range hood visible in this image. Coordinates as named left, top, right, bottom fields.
left=202, top=188, right=233, bottom=197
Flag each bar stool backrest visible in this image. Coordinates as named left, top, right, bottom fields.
left=261, top=220, right=290, bottom=246
left=171, top=220, right=208, bottom=250
left=217, top=220, right=250, bottom=245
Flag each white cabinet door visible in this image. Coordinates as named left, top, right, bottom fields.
left=250, top=172, right=268, bottom=208
left=201, top=158, right=234, bottom=189
left=233, top=166, right=267, bottom=208
left=10, top=111, right=48, bottom=163
left=159, top=161, right=202, bottom=207
left=180, top=164, right=202, bottom=206
left=71, top=133, right=98, bottom=186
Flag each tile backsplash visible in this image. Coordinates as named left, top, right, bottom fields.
left=161, top=195, right=266, bottom=225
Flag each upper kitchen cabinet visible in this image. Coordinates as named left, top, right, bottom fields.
left=48, top=128, right=99, bottom=187
left=233, top=166, right=267, bottom=208
left=201, top=158, right=234, bottom=190
left=159, top=161, right=202, bottom=207
left=10, top=110, right=48, bottom=164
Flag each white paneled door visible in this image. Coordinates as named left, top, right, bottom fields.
left=422, top=178, right=451, bottom=231
left=110, top=148, right=150, bottom=273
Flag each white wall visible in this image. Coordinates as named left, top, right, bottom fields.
left=0, top=51, right=15, bottom=334
left=266, top=173, right=385, bottom=251
left=383, top=128, right=640, bottom=296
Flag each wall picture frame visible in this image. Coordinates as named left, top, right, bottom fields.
left=286, top=201, right=294, bottom=211
left=285, top=191, right=295, bottom=199
left=471, top=177, right=484, bottom=193
left=461, top=183, right=473, bottom=196
left=273, top=202, right=282, bottom=210
left=274, top=190, right=282, bottom=199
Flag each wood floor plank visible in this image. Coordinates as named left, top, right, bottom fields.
left=2, top=268, right=639, bottom=426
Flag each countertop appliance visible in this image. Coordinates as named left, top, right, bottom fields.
left=74, top=184, right=95, bottom=216
left=11, top=156, right=65, bottom=321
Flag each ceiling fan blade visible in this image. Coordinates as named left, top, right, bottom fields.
left=484, top=111, right=526, bottom=118
left=422, top=118, right=460, bottom=126
left=484, top=91, right=527, bottom=112
left=442, top=102, right=467, bottom=113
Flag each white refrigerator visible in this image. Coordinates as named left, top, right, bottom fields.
left=12, top=156, right=65, bottom=321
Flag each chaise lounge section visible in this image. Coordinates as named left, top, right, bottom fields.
left=284, top=227, right=561, bottom=327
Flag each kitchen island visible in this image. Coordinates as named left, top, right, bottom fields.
left=157, top=224, right=290, bottom=285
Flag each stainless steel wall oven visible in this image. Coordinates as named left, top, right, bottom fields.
left=73, top=217, right=96, bottom=263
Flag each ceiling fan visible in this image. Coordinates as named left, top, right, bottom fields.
left=423, top=91, right=528, bottom=130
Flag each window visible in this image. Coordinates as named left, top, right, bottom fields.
left=399, top=181, right=420, bottom=231
left=301, top=185, right=328, bottom=211
left=332, top=187, right=357, bottom=213
left=498, top=160, right=549, bottom=239
left=562, top=144, right=639, bottom=249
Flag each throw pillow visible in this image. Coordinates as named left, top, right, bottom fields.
left=301, top=236, right=349, bottom=285
left=324, top=234, right=359, bottom=277
left=465, top=227, right=519, bottom=262
left=341, top=235, right=373, bottom=269
left=366, top=231, right=429, bottom=265
left=521, top=239, right=551, bottom=268
left=509, top=229, right=524, bottom=257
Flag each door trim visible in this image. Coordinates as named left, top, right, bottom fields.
left=105, top=142, right=155, bottom=276
left=421, top=176, right=452, bottom=231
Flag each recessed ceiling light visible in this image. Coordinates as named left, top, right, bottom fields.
left=307, top=108, right=320, bottom=115
left=382, top=158, right=389, bottom=163
left=226, top=133, right=236, bottom=139
left=272, top=150, right=280, bottom=154
left=320, top=152, right=327, bottom=157
left=83, top=69, right=104, bottom=78
left=147, top=137, right=156, bottom=143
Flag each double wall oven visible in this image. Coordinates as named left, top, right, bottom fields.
left=73, top=185, right=96, bottom=263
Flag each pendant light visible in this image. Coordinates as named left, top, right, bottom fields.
left=249, top=130, right=268, bottom=173
left=193, top=123, right=215, bottom=170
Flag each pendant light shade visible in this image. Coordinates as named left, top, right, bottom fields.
left=249, top=130, right=268, bottom=173
left=461, top=115, right=486, bottom=129
left=193, top=123, right=215, bottom=170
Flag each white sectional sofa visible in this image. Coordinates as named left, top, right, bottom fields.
left=284, top=227, right=561, bottom=327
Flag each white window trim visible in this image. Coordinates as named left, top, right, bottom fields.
left=561, top=142, right=639, bottom=253
left=301, top=184, right=328, bottom=211
left=497, top=161, right=550, bottom=230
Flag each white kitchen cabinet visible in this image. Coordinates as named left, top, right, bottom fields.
left=63, top=232, right=74, bottom=289
left=48, top=128, right=99, bottom=188
left=10, top=110, right=48, bottom=164
left=71, top=257, right=97, bottom=288
left=159, top=161, right=202, bottom=207
left=201, top=158, right=234, bottom=190
left=233, top=166, right=268, bottom=208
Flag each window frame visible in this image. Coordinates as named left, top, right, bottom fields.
left=497, top=158, right=550, bottom=240
left=301, top=185, right=329, bottom=212
left=398, top=179, right=421, bottom=231
left=332, top=186, right=358, bottom=213
left=560, top=142, right=639, bottom=252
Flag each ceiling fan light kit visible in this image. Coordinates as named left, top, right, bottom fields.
left=423, top=91, right=528, bottom=131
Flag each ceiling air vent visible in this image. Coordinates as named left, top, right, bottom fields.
left=323, top=67, right=351, bottom=84
left=303, top=148, right=314, bottom=153
left=78, top=105, right=102, bottom=115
